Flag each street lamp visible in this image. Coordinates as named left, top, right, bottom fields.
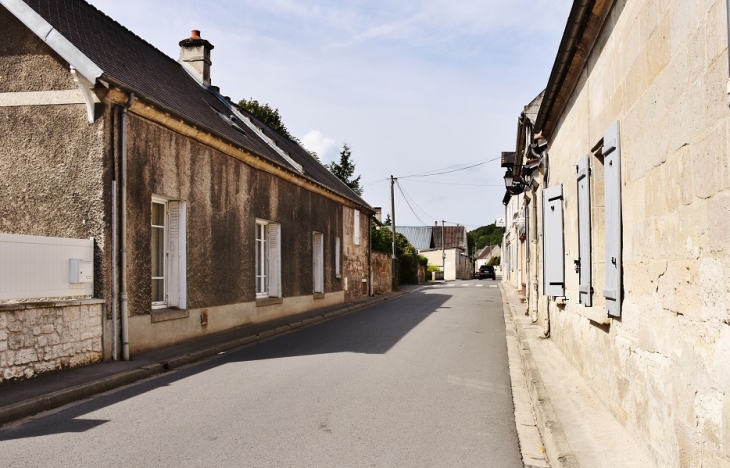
left=503, top=168, right=514, bottom=187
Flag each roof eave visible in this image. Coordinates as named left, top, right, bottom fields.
left=2, top=0, right=103, bottom=82
left=534, top=0, right=616, bottom=138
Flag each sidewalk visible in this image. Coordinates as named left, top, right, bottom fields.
left=0, top=287, right=419, bottom=427
left=500, top=283, right=656, bottom=468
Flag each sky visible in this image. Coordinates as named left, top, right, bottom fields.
left=87, top=0, right=573, bottom=231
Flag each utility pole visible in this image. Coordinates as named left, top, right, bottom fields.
left=441, top=220, right=446, bottom=276
left=390, top=176, right=398, bottom=290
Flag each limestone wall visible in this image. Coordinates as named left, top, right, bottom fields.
left=540, top=0, right=730, bottom=466
left=371, top=251, right=392, bottom=294
left=0, top=300, right=103, bottom=383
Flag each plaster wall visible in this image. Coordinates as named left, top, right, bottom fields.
left=541, top=0, right=730, bottom=466
left=421, top=249, right=469, bottom=281
left=342, top=207, right=369, bottom=301
left=127, top=292, right=344, bottom=354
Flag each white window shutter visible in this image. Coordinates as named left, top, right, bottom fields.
left=267, top=223, right=281, bottom=298
left=542, top=184, right=565, bottom=296
left=603, top=122, right=622, bottom=317
left=313, top=233, right=324, bottom=293
left=335, top=236, right=341, bottom=276
left=353, top=209, right=360, bottom=246
left=167, top=201, right=180, bottom=308
left=577, top=155, right=592, bottom=306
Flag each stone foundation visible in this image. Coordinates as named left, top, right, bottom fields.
left=0, top=299, right=103, bottom=383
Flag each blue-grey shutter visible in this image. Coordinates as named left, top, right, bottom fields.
left=542, top=185, right=565, bottom=296
left=603, top=122, right=622, bottom=317
left=577, top=155, right=592, bottom=306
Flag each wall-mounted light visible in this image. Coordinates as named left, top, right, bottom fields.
left=503, top=168, right=514, bottom=187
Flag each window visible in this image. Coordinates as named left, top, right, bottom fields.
left=151, top=196, right=186, bottom=309
left=335, top=236, right=341, bottom=277
left=353, top=209, right=360, bottom=246
left=313, top=232, right=324, bottom=294
left=255, top=220, right=281, bottom=298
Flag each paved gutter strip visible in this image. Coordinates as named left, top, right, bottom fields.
left=500, top=283, right=579, bottom=468
left=0, top=289, right=410, bottom=427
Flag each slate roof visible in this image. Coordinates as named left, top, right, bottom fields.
left=394, top=226, right=434, bottom=251
left=432, top=226, right=467, bottom=250
left=19, top=0, right=371, bottom=210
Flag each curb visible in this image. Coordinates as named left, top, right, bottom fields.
left=0, top=290, right=409, bottom=427
left=499, top=283, right=579, bottom=468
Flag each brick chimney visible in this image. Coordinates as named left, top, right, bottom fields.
left=374, top=207, right=382, bottom=223
left=179, top=30, right=214, bottom=86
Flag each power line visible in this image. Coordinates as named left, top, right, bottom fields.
left=397, top=181, right=436, bottom=222
left=394, top=156, right=501, bottom=180
left=395, top=180, right=428, bottom=226
left=399, top=179, right=503, bottom=187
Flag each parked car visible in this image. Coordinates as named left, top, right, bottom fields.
left=478, top=265, right=496, bottom=280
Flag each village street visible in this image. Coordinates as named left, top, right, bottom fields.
left=0, top=281, right=520, bottom=467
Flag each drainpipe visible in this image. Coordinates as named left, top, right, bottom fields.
left=368, top=215, right=373, bottom=296
left=120, top=93, right=135, bottom=361
left=531, top=184, right=539, bottom=323
left=111, top=105, right=118, bottom=359
left=726, top=0, right=730, bottom=106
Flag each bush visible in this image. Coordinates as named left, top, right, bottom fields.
left=426, top=264, right=441, bottom=273
left=488, top=256, right=501, bottom=266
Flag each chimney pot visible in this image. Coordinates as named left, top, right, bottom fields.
left=179, top=30, right=214, bottom=86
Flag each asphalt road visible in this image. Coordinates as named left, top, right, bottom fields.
left=0, top=279, right=520, bottom=468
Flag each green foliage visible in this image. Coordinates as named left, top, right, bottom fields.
left=370, top=221, right=423, bottom=285
left=468, top=224, right=505, bottom=251
left=488, top=256, right=501, bottom=266
left=383, top=213, right=392, bottom=226
left=237, top=97, right=320, bottom=162
left=426, top=264, right=441, bottom=273
left=326, top=143, right=363, bottom=196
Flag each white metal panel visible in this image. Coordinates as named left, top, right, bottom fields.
left=577, top=155, right=593, bottom=306
left=604, top=121, right=622, bottom=317
left=166, top=201, right=187, bottom=309
left=268, top=223, right=281, bottom=298
left=542, top=185, right=565, bottom=296
left=0, top=233, right=94, bottom=300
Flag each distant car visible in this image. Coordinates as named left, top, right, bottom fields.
left=478, top=265, right=496, bottom=280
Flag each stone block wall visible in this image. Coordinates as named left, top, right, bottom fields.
left=371, top=251, right=392, bottom=294
left=0, top=300, right=103, bottom=383
left=539, top=0, right=730, bottom=466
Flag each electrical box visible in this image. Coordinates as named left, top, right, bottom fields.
left=69, top=259, right=93, bottom=284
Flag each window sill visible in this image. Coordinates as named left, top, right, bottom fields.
left=256, top=297, right=283, bottom=307
left=313, top=293, right=325, bottom=300
left=577, top=305, right=610, bottom=325
left=151, top=308, right=190, bottom=323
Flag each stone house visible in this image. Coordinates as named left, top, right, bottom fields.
left=0, top=0, right=373, bottom=379
left=419, top=225, right=471, bottom=280
left=474, top=245, right=501, bottom=272
left=503, top=0, right=730, bottom=466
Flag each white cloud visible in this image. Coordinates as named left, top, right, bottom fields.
left=301, top=130, right=338, bottom=163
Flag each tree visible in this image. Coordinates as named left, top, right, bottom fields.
left=326, top=143, right=363, bottom=196
left=468, top=224, right=505, bottom=251
left=237, top=98, right=320, bottom=162
left=383, top=213, right=392, bottom=226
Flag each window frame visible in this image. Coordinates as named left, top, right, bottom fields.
left=255, top=220, right=269, bottom=298
left=151, top=198, right=167, bottom=308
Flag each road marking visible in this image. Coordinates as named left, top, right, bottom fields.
left=476, top=284, right=483, bottom=287
left=447, top=284, right=454, bottom=287
left=462, top=284, right=470, bottom=287
left=489, top=285, right=497, bottom=288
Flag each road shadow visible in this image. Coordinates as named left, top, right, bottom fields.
left=0, top=290, right=451, bottom=441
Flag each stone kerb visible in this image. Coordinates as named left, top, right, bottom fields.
left=0, top=300, right=103, bottom=383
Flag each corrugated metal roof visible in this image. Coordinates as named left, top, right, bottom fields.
left=432, top=226, right=467, bottom=250
left=393, top=226, right=433, bottom=250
